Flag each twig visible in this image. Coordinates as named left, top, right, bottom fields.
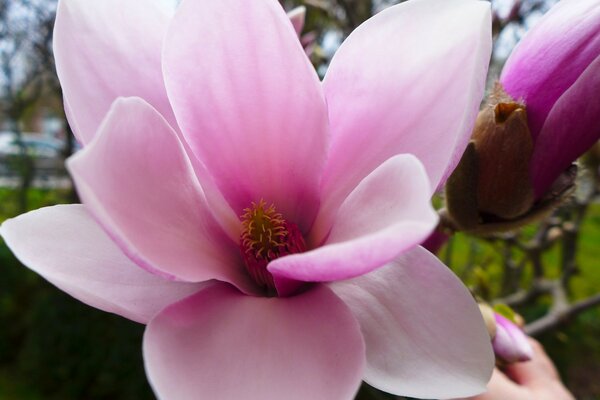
left=525, top=293, right=600, bottom=336
left=493, top=279, right=553, bottom=307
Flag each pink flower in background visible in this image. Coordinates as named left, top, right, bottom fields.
left=0, top=0, right=494, bottom=398
left=500, top=0, right=600, bottom=199
left=287, top=5, right=306, bottom=36
left=492, top=313, right=533, bottom=363
left=287, top=6, right=319, bottom=55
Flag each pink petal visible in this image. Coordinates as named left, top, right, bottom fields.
left=500, top=0, right=600, bottom=142
left=67, top=97, right=256, bottom=294
left=143, top=283, right=365, bottom=400
left=55, top=0, right=241, bottom=241
left=0, top=205, right=203, bottom=324
left=162, top=0, right=328, bottom=232
left=187, top=157, right=244, bottom=243
left=54, top=0, right=177, bottom=144
left=331, top=246, right=494, bottom=398
left=316, top=0, right=491, bottom=242
left=269, top=155, right=437, bottom=286
left=530, top=55, right=600, bottom=198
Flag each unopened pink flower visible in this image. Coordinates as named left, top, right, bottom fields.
left=492, top=313, right=533, bottom=363
left=287, top=6, right=306, bottom=37
left=287, top=6, right=319, bottom=55
left=500, top=0, right=600, bottom=198
left=0, top=0, right=494, bottom=398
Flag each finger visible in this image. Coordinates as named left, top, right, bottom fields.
left=464, top=368, right=529, bottom=400
left=505, top=338, right=560, bottom=385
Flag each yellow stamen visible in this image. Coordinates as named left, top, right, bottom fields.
left=240, top=200, right=287, bottom=261
left=239, top=200, right=307, bottom=295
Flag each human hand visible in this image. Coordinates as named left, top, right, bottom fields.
left=463, top=339, right=574, bottom=400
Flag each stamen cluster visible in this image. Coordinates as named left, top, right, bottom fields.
left=240, top=200, right=306, bottom=294
left=241, top=200, right=287, bottom=261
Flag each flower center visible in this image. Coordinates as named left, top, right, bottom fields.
left=240, top=200, right=306, bottom=295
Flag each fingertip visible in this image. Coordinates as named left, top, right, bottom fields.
left=528, top=337, right=544, bottom=353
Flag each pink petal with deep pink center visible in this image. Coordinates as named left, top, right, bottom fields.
left=530, top=55, right=600, bottom=198
left=0, top=205, right=203, bottom=324
left=269, top=155, right=437, bottom=288
left=143, top=283, right=365, bottom=400
left=54, top=0, right=177, bottom=144
left=68, top=97, right=256, bottom=294
left=314, top=0, right=491, bottom=243
left=331, top=246, right=494, bottom=399
left=162, top=0, right=329, bottom=232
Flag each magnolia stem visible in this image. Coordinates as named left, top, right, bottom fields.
left=525, top=293, right=600, bottom=336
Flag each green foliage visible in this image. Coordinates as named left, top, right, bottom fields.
left=0, top=188, right=71, bottom=221
left=17, top=286, right=153, bottom=399
left=0, top=189, right=153, bottom=399
left=572, top=203, right=600, bottom=299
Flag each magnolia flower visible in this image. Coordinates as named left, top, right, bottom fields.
left=492, top=313, right=533, bottom=364
left=0, top=0, right=494, bottom=398
left=500, top=0, right=600, bottom=199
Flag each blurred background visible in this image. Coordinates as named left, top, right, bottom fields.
left=1, top=0, right=599, bottom=399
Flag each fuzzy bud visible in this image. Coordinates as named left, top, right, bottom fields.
left=478, top=303, right=497, bottom=339
left=471, top=85, right=534, bottom=220
left=444, top=85, right=577, bottom=234
left=493, top=313, right=533, bottom=364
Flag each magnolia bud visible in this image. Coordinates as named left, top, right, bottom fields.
left=477, top=303, right=532, bottom=364
left=501, top=0, right=600, bottom=199
left=443, top=0, right=600, bottom=235
left=444, top=85, right=577, bottom=234
left=287, top=6, right=306, bottom=37
left=493, top=313, right=533, bottom=364
left=471, top=85, right=534, bottom=220
left=287, top=6, right=318, bottom=56
left=478, top=303, right=497, bottom=339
